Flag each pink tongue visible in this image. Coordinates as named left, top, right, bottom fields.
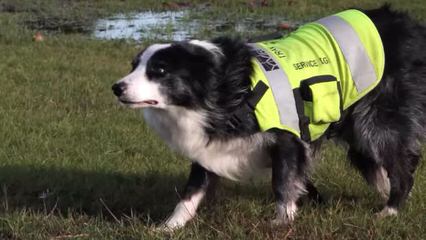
left=143, top=100, right=158, bottom=105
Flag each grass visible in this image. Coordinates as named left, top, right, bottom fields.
left=0, top=0, right=425, bottom=239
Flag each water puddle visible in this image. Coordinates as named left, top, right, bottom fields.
left=93, top=10, right=294, bottom=41
left=94, top=11, right=190, bottom=41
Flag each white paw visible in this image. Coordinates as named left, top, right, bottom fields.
left=375, top=206, right=398, bottom=219
left=161, top=214, right=190, bottom=231
left=272, top=201, right=297, bottom=227
left=153, top=224, right=176, bottom=233
left=159, top=192, right=205, bottom=231
left=271, top=217, right=290, bottom=227
left=153, top=217, right=186, bottom=233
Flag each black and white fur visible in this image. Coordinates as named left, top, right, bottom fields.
left=112, top=6, right=426, bottom=230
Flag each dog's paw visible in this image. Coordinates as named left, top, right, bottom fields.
left=272, top=201, right=297, bottom=227
left=151, top=216, right=187, bottom=233
left=153, top=221, right=183, bottom=233
left=152, top=224, right=174, bottom=233
left=270, top=217, right=290, bottom=227
left=375, top=206, right=398, bottom=219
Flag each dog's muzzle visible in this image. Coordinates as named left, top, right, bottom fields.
left=112, top=82, right=127, bottom=97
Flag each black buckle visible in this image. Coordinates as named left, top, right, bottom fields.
left=226, top=81, right=269, bottom=130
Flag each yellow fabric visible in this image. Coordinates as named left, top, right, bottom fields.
left=251, top=60, right=301, bottom=137
left=309, top=81, right=341, bottom=123
left=251, top=9, right=385, bottom=141
left=334, top=9, right=385, bottom=109
left=257, top=23, right=345, bottom=89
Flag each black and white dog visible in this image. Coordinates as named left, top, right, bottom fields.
left=112, top=6, right=425, bottom=230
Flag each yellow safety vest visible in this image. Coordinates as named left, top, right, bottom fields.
left=250, top=9, right=385, bottom=141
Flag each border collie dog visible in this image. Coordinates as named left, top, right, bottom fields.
left=112, top=6, right=425, bottom=230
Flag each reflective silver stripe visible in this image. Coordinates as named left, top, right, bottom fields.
left=249, top=43, right=300, bottom=134
left=317, top=15, right=377, bottom=92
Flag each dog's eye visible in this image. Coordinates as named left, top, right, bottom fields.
left=149, top=64, right=168, bottom=76
left=156, top=67, right=166, bottom=74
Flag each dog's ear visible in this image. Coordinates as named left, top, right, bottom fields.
left=211, top=37, right=253, bottom=79
left=210, top=37, right=253, bottom=105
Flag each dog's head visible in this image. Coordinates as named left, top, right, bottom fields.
left=112, top=40, right=225, bottom=109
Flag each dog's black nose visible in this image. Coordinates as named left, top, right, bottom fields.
left=112, top=82, right=127, bottom=97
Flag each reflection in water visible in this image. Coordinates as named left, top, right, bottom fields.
left=93, top=11, right=292, bottom=41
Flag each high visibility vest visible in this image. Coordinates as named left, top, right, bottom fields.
left=249, top=9, right=385, bottom=141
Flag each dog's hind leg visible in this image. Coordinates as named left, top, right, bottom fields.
left=377, top=147, right=420, bottom=218
left=269, top=130, right=310, bottom=226
left=163, top=163, right=218, bottom=230
left=373, top=166, right=391, bottom=201
left=305, top=179, right=324, bottom=203
left=349, top=138, right=420, bottom=218
left=348, top=149, right=390, bottom=201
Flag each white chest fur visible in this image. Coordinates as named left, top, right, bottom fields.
left=143, top=107, right=273, bottom=181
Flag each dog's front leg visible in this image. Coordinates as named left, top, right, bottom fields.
left=163, top=162, right=217, bottom=230
left=270, top=130, right=310, bottom=226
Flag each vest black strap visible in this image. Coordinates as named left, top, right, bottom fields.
left=293, top=89, right=311, bottom=142
left=226, top=81, right=269, bottom=130
left=247, top=81, right=269, bottom=109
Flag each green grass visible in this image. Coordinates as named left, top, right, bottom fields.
left=0, top=0, right=425, bottom=239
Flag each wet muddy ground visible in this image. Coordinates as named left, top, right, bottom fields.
left=2, top=1, right=298, bottom=41
left=11, top=5, right=295, bottom=42
left=93, top=10, right=296, bottom=41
